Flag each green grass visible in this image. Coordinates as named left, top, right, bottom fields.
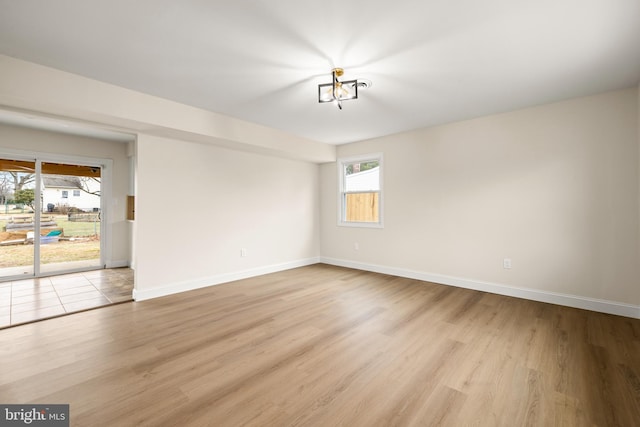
left=0, top=240, right=100, bottom=268
left=54, top=216, right=101, bottom=237
left=0, top=214, right=101, bottom=269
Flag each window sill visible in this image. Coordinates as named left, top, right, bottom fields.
left=338, top=221, right=384, bottom=229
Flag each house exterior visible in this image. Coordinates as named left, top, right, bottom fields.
left=41, top=175, right=100, bottom=212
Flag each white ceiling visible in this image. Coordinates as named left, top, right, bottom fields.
left=0, top=0, right=639, bottom=145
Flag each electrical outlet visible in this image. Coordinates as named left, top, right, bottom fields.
left=354, top=242, right=359, bottom=251
left=241, top=248, right=247, bottom=257
left=503, top=258, right=512, bottom=269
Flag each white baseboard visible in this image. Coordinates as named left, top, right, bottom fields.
left=133, top=257, right=320, bottom=301
left=320, top=257, right=640, bottom=319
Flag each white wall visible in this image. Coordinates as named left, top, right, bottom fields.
left=0, top=124, right=131, bottom=267
left=321, top=88, right=640, bottom=316
left=133, top=134, right=320, bottom=300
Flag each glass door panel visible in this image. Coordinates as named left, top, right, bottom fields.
left=0, top=158, right=36, bottom=279
left=39, top=162, right=102, bottom=274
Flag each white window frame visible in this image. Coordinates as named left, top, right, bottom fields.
left=337, top=153, right=383, bottom=228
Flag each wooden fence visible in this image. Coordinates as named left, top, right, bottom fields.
left=68, top=213, right=100, bottom=222
left=345, top=192, right=379, bottom=222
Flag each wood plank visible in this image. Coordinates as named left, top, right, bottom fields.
left=0, top=264, right=638, bottom=426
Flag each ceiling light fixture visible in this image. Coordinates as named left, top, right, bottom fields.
left=318, top=68, right=370, bottom=110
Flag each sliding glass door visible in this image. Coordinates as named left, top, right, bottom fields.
left=39, top=161, right=102, bottom=275
left=0, top=156, right=103, bottom=280
left=0, top=157, right=36, bottom=277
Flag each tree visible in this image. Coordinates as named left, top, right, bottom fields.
left=0, top=173, right=11, bottom=202
left=14, top=188, right=35, bottom=209
left=0, top=171, right=35, bottom=202
left=77, top=176, right=101, bottom=196
left=346, top=161, right=379, bottom=175
left=8, top=171, right=35, bottom=193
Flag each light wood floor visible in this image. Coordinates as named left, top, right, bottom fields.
left=0, top=264, right=638, bottom=426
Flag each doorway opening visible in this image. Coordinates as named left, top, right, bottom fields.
left=0, top=155, right=132, bottom=328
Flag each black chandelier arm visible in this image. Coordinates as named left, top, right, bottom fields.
left=318, top=67, right=367, bottom=109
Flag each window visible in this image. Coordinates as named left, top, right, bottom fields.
left=73, top=190, right=81, bottom=197
left=338, top=153, right=383, bottom=227
left=61, top=190, right=68, bottom=198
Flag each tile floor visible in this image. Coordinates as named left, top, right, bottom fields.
left=0, top=268, right=133, bottom=328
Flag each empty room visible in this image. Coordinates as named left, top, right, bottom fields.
left=0, top=1, right=639, bottom=426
